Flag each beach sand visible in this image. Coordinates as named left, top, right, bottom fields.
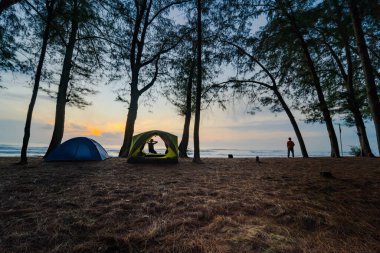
left=0, top=157, right=379, bottom=253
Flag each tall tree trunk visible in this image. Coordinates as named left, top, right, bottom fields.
left=193, top=0, right=202, bottom=163
left=118, top=0, right=181, bottom=157
left=329, top=0, right=374, bottom=157
left=44, top=9, right=79, bottom=157
left=118, top=1, right=150, bottom=157
left=348, top=92, right=374, bottom=157
left=0, top=0, right=19, bottom=14
left=300, top=39, right=340, bottom=157
left=347, top=0, right=380, bottom=154
left=179, top=63, right=195, bottom=158
left=119, top=87, right=139, bottom=157
left=325, top=42, right=372, bottom=156
left=344, top=43, right=373, bottom=157
left=322, top=35, right=373, bottom=157
left=227, top=41, right=309, bottom=158
left=273, top=89, right=309, bottom=157
left=285, top=10, right=340, bottom=157
left=20, top=1, right=54, bottom=163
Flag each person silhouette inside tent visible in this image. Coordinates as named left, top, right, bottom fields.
left=287, top=137, right=295, bottom=158
left=147, top=138, right=158, bottom=154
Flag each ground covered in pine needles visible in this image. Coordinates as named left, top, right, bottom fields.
left=0, top=157, right=379, bottom=253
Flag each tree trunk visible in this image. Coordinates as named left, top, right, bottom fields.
left=20, top=2, right=53, bottom=163
left=193, top=0, right=202, bottom=163
left=44, top=9, right=79, bottom=157
left=119, top=88, right=139, bottom=157
left=286, top=12, right=340, bottom=157
left=301, top=44, right=340, bottom=157
left=227, top=41, right=309, bottom=157
left=274, top=89, right=309, bottom=157
left=326, top=0, right=373, bottom=157
left=118, top=1, right=150, bottom=157
left=179, top=63, right=195, bottom=158
left=347, top=0, right=380, bottom=154
left=345, top=68, right=373, bottom=157
left=344, top=42, right=373, bottom=157
left=350, top=98, right=373, bottom=157
left=329, top=0, right=374, bottom=157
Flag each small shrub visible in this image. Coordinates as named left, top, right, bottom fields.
left=349, top=146, right=361, bottom=156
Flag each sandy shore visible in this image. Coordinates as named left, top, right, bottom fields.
left=0, top=157, right=379, bottom=253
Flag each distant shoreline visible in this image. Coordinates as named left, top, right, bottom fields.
left=0, top=144, right=352, bottom=158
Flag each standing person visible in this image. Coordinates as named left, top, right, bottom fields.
left=147, top=139, right=158, bottom=154
left=287, top=137, right=295, bottom=158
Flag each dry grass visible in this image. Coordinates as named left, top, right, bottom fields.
left=0, top=157, right=379, bottom=253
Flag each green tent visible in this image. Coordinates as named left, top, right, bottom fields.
left=127, top=130, right=179, bottom=163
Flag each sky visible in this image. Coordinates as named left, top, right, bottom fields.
left=0, top=71, right=378, bottom=156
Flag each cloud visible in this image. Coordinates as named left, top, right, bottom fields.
left=0, top=119, right=52, bottom=145
left=68, top=123, right=87, bottom=130
left=65, top=123, right=104, bottom=136
left=100, top=132, right=123, bottom=139
left=39, top=123, right=53, bottom=130
left=223, top=122, right=292, bottom=132
left=61, top=121, right=124, bottom=145
left=1, top=92, right=29, bottom=101
left=1, top=90, right=53, bottom=102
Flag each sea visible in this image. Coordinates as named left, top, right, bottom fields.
left=0, top=144, right=340, bottom=158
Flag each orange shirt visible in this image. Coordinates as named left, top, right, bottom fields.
left=287, top=140, right=295, bottom=149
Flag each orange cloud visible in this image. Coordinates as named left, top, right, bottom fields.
left=105, top=122, right=125, bottom=133
left=62, top=121, right=125, bottom=137
left=88, top=128, right=103, bottom=136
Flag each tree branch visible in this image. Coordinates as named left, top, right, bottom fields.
left=222, top=40, right=277, bottom=87
left=141, top=29, right=190, bottom=67
left=136, top=0, right=153, bottom=68
left=148, top=0, right=190, bottom=26
left=206, top=79, right=273, bottom=94
left=349, top=44, right=380, bottom=80
left=316, top=29, right=347, bottom=80
left=76, top=35, right=124, bottom=48
left=82, top=26, right=104, bottom=71
left=139, top=56, right=160, bottom=94
left=130, top=0, right=146, bottom=70
left=23, top=0, right=44, bottom=19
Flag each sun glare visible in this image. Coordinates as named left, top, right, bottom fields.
left=107, top=122, right=125, bottom=133
left=89, top=128, right=103, bottom=136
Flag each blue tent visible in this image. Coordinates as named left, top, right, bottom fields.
left=44, top=137, right=109, bottom=161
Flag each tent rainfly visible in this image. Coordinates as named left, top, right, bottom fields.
left=44, top=137, right=110, bottom=161
left=127, top=130, right=178, bottom=163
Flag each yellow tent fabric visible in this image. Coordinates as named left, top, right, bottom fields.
left=127, top=130, right=178, bottom=163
